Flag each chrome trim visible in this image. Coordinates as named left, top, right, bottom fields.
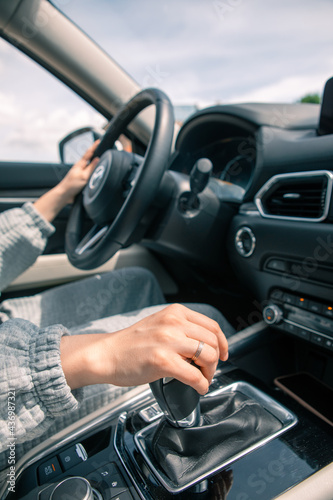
left=49, top=477, right=93, bottom=500
left=165, top=403, right=201, bottom=428
left=92, top=487, right=104, bottom=500
left=0, top=386, right=151, bottom=500
left=255, top=170, right=333, bottom=222
left=132, top=381, right=297, bottom=494
left=115, top=413, right=152, bottom=500
left=238, top=207, right=260, bottom=216
left=75, top=225, right=108, bottom=255
left=235, top=226, right=256, bottom=257
left=283, top=317, right=333, bottom=341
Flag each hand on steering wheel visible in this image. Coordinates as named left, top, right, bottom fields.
left=65, top=88, right=174, bottom=270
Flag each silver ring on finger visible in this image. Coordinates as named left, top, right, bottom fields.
left=191, top=340, right=204, bottom=363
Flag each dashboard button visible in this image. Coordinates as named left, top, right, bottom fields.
left=295, top=328, right=310, bottom=340
left=105, top=474, right=127, bottom=499
left=319, top=318, right=333, bottom=335
left=308, top=301, right=323, bottom=314
left=283, top=293, right=296, bottom=305
left=322, top=305, right=333, bottom=318
left=285, top=322, right=298, bottom=334
left=58, top=443, right=88, bottom=471
left=311, top=333, right=324, bottom=345
left=266, top=259, right=288, bottom=272
left=323, top=338, right=333, bottom=351
left=87, top=464, right=127, bottom=500
left=295, top=296, right=308, bottom=308
left=38, top=456, right=61, bottom=484
left=270, top=289, right=284, bottom=302
left=139, top=402, right=163, bottom=422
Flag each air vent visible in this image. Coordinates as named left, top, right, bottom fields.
left=255, top=171, right=333, bottom=222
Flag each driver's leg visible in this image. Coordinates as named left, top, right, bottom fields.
left=0, top=267, right=165, bottom=328
left=68, top=302, right=235, bottom=338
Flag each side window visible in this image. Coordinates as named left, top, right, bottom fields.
left=0, top=38, right=106, bottom=163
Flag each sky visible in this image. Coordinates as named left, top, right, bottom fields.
left=1, top=0, right=333, bottom=161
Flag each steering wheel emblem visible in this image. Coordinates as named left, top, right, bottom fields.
left=89, top=164, right=106, bottom=190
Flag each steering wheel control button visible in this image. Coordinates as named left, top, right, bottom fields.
left=58, top=443, right=88, bottom=471
left=263, top=304, right=283, bottom=325
left=50, top=477, right=93, bottom=500
left=235, top=227, right=256, bottom=257
left=38, top=456, right=62, bottom=484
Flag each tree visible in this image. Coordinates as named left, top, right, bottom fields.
left=298, top=93, right=321, bottom=104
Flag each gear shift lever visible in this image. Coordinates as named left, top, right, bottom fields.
left=149, top=378, right=200, bottom=427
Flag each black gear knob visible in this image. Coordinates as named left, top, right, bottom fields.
left=149, top=378, right=200, bottom=428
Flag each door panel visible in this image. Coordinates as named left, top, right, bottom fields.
left=4, top=246, right=178, bottom=296
left=0, top=160, right=72, bottom=254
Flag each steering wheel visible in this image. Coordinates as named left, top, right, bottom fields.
left=65, top=88, right=174, bottom=270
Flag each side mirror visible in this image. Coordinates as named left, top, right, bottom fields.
left=59, top=127, right=103, bottom=164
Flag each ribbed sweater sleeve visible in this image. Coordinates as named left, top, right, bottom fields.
left=0, top=203, right=55, bottom=292
left=0, top=319, right=83, bottom=456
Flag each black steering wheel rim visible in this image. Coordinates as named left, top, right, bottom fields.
left=65, top=88, right=174, bottom=270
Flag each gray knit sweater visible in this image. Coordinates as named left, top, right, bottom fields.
left=0, top=204, right=81, bottom=483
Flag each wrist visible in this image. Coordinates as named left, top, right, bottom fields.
left=33, top=183, right=72, bottom=222
left=52, top=181, right=75, bottom=206
left=60, top=334, right=111, bottom=390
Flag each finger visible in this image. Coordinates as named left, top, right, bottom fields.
left=179, top=338, right=218, bottom=384
left=85, top=156, right=100, bottom=174
left=164, top=355, right=210, bottom=395
left=181, top=306, right=229, bottom=361
left=180, top=320, right=228, bottom=363
left=82, top=139, right=101, bottom=161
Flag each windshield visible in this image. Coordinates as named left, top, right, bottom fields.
left=1, top=0, right=332, bottom=162
left=53, top=0, right=332, bottom=110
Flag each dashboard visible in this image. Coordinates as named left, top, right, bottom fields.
left=148, top=97, right=333, bottom=362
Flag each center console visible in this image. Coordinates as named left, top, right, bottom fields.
left=263, top=288, right=333, bottom=352
left=6, top=361, right=333, bottom=500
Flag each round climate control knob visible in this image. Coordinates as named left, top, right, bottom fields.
left=263, top=304, right=283, bottom=325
